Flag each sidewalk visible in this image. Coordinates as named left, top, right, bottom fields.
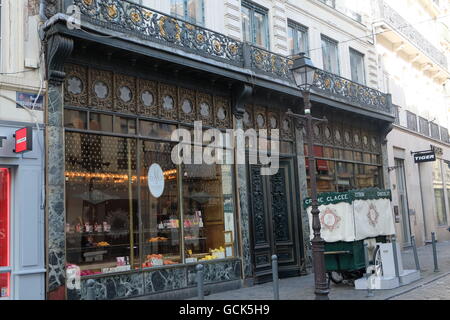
left=193, top=241, right=450, bottom=300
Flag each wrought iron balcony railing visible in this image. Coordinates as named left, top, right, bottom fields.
left=379, top=1, right=448, bottom=69
left=72, top=0, right=244, bottom=65
left=51, top=0, right=392, bottom=116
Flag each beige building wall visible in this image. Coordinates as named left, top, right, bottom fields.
left=375, top=0, right=450, bottom=246
left=0, top=0, right=44, bottom=125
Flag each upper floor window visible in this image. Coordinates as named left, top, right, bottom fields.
left=321, top=35, right=340, bottom=75
left=171, top=0, right=205, bottom=26
left=349, top=48, right=365, bottom=84
left=241, top=0, right=270, bottom=49
left=288, top=21, right=309, bottom=56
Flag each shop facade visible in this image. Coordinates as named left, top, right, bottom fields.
left=42, top=0, right=394, bottom=300
left=0, top=122, right=45, bottom=300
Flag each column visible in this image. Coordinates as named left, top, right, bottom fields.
left=45, top=33, right=73, bottom=300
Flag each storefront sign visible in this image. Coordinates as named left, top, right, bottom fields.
left=14, top=127, right=33, bottom=153
left=413, top=151, right=436, bottom=163
left=148, top=164, right=165, bottom=198
left=16, top=92, right=44, bottom=111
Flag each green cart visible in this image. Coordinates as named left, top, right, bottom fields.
left=324, top=236, right=387, bottom=284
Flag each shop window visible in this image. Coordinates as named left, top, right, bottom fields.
left=170, top=0, right=205, bottom=26
left=182, top=163, right=236, bottom=261
left=336, top=162, right=354, bottom=192
left=89, top=113, right=113, bottom=132
left=288, top=21, right=309, bottom=56
left=356, top=165, right=380, bottom=189
left=433, top=161, right=447, bottom=226
left=65, top=109, right=87, bottom=129
left=0, top=168, right=10, bottom=298
left=445, top=162, right=450, bottom=216
left=140, top=141, right=181, bottom=267
left=241, top=0, right=270, bottom=49
left=140, top=121, right=177, bottom=141
left=65, top=133, right=139, bottom=275
left=114, top=117, right=136, bottom=135
left=321, top=35, right=340, bottom=75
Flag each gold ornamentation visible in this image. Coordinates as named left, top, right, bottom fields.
left=82, top=0, right=93, bottom=6
left=107, top=5, right=118, bottom=19
left=213, top=40, right=222, bottom=53
left=196, top=33, right=205, bottom=43
left=324, top=78, right=331, bottom=88
left=130, top=11, right=141, bottom=23
left=229, top=44, right=238, bottom=55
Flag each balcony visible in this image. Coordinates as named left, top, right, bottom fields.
left=45, top=0, right=393, bottom=118
left=376, top=1, right=448, bottom=75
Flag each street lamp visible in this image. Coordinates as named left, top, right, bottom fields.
left=287, top=52, right=329, bottom=300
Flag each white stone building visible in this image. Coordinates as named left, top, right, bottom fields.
left=0, top=0, right=45, bottom=300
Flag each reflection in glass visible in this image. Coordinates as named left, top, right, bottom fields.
left=336, top=162, right=354, bottom=192
left=89, top=113, right=112, bottom=132
left=65, top=110, right=87, bottom=129
left=114, top=117, right=136, bottom=135
left=140, top=141, right=181, bottom=267
left=182, top=163, right=235, bottom=262
left=140, top=121, right=177, bottom=140
left=65, top=133, right=138, bottom=275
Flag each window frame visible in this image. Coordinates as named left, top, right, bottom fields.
left=287, top=20, right=309, bottom=56
left=321, top=34, right=340, bottom=75
left=170, top=0, right=205, bottom=26
left=63, top=106, right=240, bottom=276
left=349, top=47, right=366, bottom=85
left=241, top=0, right=270, bottom=49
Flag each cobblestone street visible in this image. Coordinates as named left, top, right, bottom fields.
left=391, top=274, right=450, bottom=300
left=186, top=241, right=450, bottom=301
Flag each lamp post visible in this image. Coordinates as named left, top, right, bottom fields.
left=287, top=53, right=329, bottom=300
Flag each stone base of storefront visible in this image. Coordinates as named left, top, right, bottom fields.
left=67, top=259, right=242, bottom=300
left=131, top=280, right=242, bottom=300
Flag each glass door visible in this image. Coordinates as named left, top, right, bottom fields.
left=394, top=159, right=411, bottom=246
left=0, top=168, right=11, bottom=299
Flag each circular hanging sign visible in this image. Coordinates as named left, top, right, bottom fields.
left=148, top=164, right=165, bottom=198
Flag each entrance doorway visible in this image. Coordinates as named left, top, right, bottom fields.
left=394, top=159, right=411, bottom=246
left=249, top=159, right=302, bottom=283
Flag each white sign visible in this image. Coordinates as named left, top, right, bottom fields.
left=148, top=164, right=165, bottom=198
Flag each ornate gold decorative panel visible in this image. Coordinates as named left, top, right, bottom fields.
left=197, top=92, right=214, bottom=127
left=137, top=78, right=158, bottom=117
left=159, top=83, right=178, bottom=121
left=114, top=73, right=137, bottom=114
left=178, top=87, right=196, bottom=123
left=89, top=68, right=114, bottom=111
left=64, top=64, right=88, bottom=107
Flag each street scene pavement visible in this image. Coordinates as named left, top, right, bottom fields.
left=192, top=241, right=450, bottom=300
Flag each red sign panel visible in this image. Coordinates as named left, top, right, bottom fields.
left=0, top=168, right=10, bottom=297
left=14, top=127, right=33, bottom=153
left=304, top=145, right=329, bottom=171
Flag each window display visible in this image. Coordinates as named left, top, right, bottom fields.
left=65, top=121, right=238, bottom=277
left=0, top=168, right=10, bottom=298
left=140, top=141, right=181, bottom=267
left=183, top=163, right=235, bottom=263
left=65, top=133, right=139, bottom=275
